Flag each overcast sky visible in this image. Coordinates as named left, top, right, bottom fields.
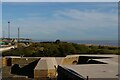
left=2, top=2, right=118, bottom=40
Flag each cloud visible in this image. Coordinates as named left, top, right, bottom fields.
left=2, top=9, right=118, bottom=40
left=54, top=9, right=117, bottom=27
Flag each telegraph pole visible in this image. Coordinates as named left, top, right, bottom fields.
left=3, top=30, right=4, bottom=39
left=18, top=27, right=20, bottom=43
left=8, top=21, right=10, bottom=39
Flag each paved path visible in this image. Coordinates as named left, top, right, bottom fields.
left=0, top=46, right=15, bottom=52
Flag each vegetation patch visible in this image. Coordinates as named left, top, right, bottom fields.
left=2, top=41, right=119, bottom=57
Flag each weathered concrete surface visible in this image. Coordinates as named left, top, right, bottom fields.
left=0, top=46, right=15, bottom=52
left=2, top=57, right=39, bottom=67
left=34, top=59, right=48, bottom=78
left=34, top=57, right=57, bottom=80
left=61, top=55, right=79, bottom=65
left=61, top=54, right=118, bottom=65
left=2, top=55, right=119, bottom=80
left=61, top=55, right=118, bottom=79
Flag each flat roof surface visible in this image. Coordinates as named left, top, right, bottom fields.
left=67, top=54, right=117, bottom=57
left=63, top=64, right=118, bottom=78
left=61, top=55, right=118, bottom=78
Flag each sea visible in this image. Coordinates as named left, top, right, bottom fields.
left=32, top=40, right=119, bottom=47
left=66, top=40, right=119, bottom=47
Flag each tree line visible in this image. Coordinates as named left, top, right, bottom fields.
left=2, top=41, right=119, bottom=57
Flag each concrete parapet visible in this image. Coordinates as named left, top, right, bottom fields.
left=34, top=59, right=48, bottom=78
left=2, top=57, right=39, bottom=67
left=2, top=77, right=32, bottom=80
left=61, top=55, right=79, bottom=65
left=57, top=65, right=85, bottom=80
left=34, top=58, right=57, bottom=80
left=2, top=57, right=12, bottom=66
left=2, top=57, right=6, bottom=67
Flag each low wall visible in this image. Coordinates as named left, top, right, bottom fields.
left=57, top=65, right=85, bottom=80
left=0, top=46, right=15, bottom=52
left=61, top=55, right=79, bottom=65
left=34, top=58, right=57, bottom=80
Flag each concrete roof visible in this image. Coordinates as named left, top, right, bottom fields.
left=4, top=56, right=21, bottom=58
left=55, top=57, right=64, bottom=65
left=62, top=64, right=118, bottom=78
left=35, top=59, right=48, bottom=70
left=46, top=57, right=57, bottom=69
left=67, top=54, right=117, bottom=57
left=35, top=57, right=58, bottom=70
left=67, top=54, right=84, bottom=57
left=61, top=55, right=118, bottom=78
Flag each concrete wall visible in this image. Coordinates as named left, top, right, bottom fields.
left=61, top=55, right=79, bottom=65
left=2, top=57, right=39, bottom=67
left=2, top=58, right=12, bottom=66
left=2, top=58, right=6, bottom=67
left=2, top=77, right=31, bottom=80
left=34, top=70, right=48, bottom=78
left=34, top=58, right=57, bottom=80
left=12, top=58, right=39, bottom=68
left=57, top=65, right=85, bottom=80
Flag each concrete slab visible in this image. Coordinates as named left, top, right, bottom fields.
left=61, top=55, right=118, bottom=78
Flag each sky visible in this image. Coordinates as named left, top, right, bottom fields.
left=0, top=2, right=2, bottom=38
left=2, top=2, right=118, bottom=40
left=2, top=0, right=119, bottom=2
